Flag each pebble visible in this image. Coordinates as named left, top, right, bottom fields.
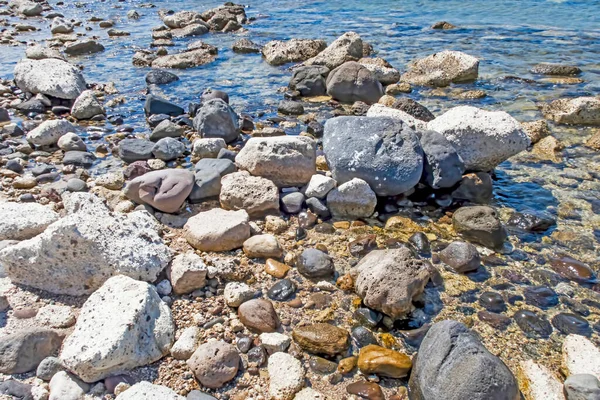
left=552, top=313, right=591, bottom=336
left=479, top=291, right=506, bottom=312
left=224, top=282, right=255, bottom=307
left=295, top=248, right=334, bottom=279
left=478, top=311, right=512, bottom=330
left=549, top=255, right=597, bottom=284
left=265, top=258, right=290, bottom=278
left=357, top=344, right=412, bottom=378
left=524, top=285, right=559, bottom=308
left=351, top=326, right=378, bottom=348
left=267, top=279, right=296, bottom=301
left=237, top=299, right=280, bottom=333
left=187, top=340, right=240, bottom=389
left=259, top=332, right=291, bottom=354
left=247, top=345, right=267, bottom=366
left=353, top=308, right=383, bottom=328
left=346, top=381, right=385, bottom=400
left=292, top=323, right=349, bottom=356
left=514, top=309, right=553, bottom=338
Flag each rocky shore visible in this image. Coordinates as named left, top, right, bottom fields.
left=1, top=1, right=600, bottom=400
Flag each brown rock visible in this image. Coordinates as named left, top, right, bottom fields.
left=522, top=120, right=551, bottom=144
left=586, top=131, right=600, bottom=151
left=357, top=344, right=412, bottom=378
left=237, top=299, right=280, bottom=333
left=292, top=323, right=349, bottom=356
left=264, top=258, right=290, bottom=278
left=243, top=234, right=283, bottom=259
left=187, top=340, right=240, bottom=388
left=346, top=381, right=385, bottom=400
left=338, top=356, right=358, bottom=374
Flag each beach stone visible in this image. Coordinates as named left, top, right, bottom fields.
left=409, top=320, right=519, bottom=400
left=27, top=119, right=76, bottom=147
left=187, top=341, right=239, bottom=389
left=189, top=159, right=236, bottom=202
left=124, top=169, right=194, bottom=213
left=531, top=63, right=581, bottom=75
left=201, top=88, right=230, bottom=104
left=35, top=305, right=76, bottom=329
left=191, top=138, right=226, bottom=159
left=220, top=171, right=279, bottom=218
left=49, top=371, right=90, bottom=400
left=326, top=61, right=383, bottom=104
left=452, top=206, right=507, bottom=250
left=479, top=292, right=506, bottom=313
left=438, top=241, right=481, bottom=273
left=0, top=107, right=9, bottom=124
left=354, top=247, right=433, bottom=319
left=67, top=178, right=87, bottom=192
left=389, top=97, right=435, bottom=122
left=63, top=150, right=95, bottom=168
left=267, top=279, right=296, bottom=301
left=243, top=234, right=283, bottom=259
left=152, top=46, right=217, bottom=69
left=152, top=137, right=185, bottom=161
left=262, top=38, right=326, bottom=66
left=281, top=192, right=305, bottom=214
left=292, top=323, right=350, bottom=356
left=351, top=326, right=378, bottom=349
left=346, top=381, right=384, bottom=400
left=184, top=208, right=250, bottom=251
left=0, top=193, right=171, bottom=295
left=146, top=69, right=179, bottom=85
left=118, top=139, right=155, bottom=163
left=541, top=97, right=600, bottom=126
left=0, top=202, right=59, bottom=240
left=357, top=344, right=412, bottom=378
left=326, top=178, right=377, bottom=219
left=224, top=282, right=254, bottom=307
left=260, top=332, right=291, bottom=354
left=150, top=120, right=184, bottom=141
left=323, top=116, right=423, bottom=196
left=366, top=103, right=428, bottom=131
left=25, top=46, right=65, bottom=61
left=278, top=100, right=304, bottom=115
left=144, top=94, right=184, bottom=117
left=586, top=132, right=600, bottom=151
left=305, top=174, right=336, bottom=199
left=237, top=299, right=280, bottom=333
left=187, top=391, right=217, bottom=400
left=123, top=161, right=151, bottom=181
left=193, top=98, right=239, bottom=143
left=563, top=335, right=600, bottom=378
left=507, top=210, right=555, bottom=232
left=64, top=40, right=104, bottom=56
left=289, top=65, right=329, bottom=97
left=432, top=21, right=456, bottom=29
left=115, top=381, right=184, bottom=400
left=524, top=286, right=558, bottom=308
left=232, top=38, right=261, bottom=53
left=427, top=106, right=530, bottom=171
left=401, top=50, right=479, bottom=86
left=235, top=136, right=317, bottom=187
left=549, top=256, right=596, bottom=284
left=60, top=275, right=174, bottom=383
left=14, top=58, right=87, bottom=99
left=519, top=360, right=565, bottom=400
left=169, top=252, right=207, bottom=294
left=295, top=388, right=326, bottom=400
left=552, top=314, right=591, bottom=336
left=478, top=311, right=511, bottom=330
left=0, top=329, right=63, bottom=374
left=58, top=132, right=86, bottom=151
left=37, top=356, right=65, bottom=381
left=514, top=309, right=553, bottom=338
left=564, top=374, right=600, bottom=400
left=452, top=172, right=494, bottom=204
left=268, top=352, right=305, bottom=400
left=522, top=120, right=551, bottom=144
left=359, top=57, right=401, bottom=85
left=12, top=0, right=42, bottom=16
left=420, top=130, right=465, bottom=188
left=303, top=31, right=364, bottom=70
left=295, top=248, right=334, bottom=279
left=265, top=259, right=290, bottom=278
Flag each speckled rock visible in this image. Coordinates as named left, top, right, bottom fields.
left=115, top=381, right=184, bottom=400
left=237, top=299, right=280, bottom=333
left=452, top=206, right=507, bottom=250
left=303, top=31, right=364, bottom=70
left=541, top=97, right=600, bottom=126
left=187, top=341, right=240, bottom=389
left=14, top=58, right=87, bottom=99
left=220, top=171, right=279, bottom=218
left=0, top=202, right=59, bottom=240
left=26, top=119, right=76, bottom=147
left=519, top=359, right=565, bottom=400
left=267, top=352, right=305, bottom=400
left=401, top=50, right=479, bottom=87
left=169, top=251, right=207, bottom=294
left=262, top=39, right=326, bottom=66
left=326, top=178, right=377, bottom=219
left=562, top=334, right=600, bottom=378
left=292, top=323, right=350, bottom=356
left=224, top=282, right=255, bottom=307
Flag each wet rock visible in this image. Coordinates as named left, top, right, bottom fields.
left=402, top=50, right=479, bottom=87
left=524, top=286, right=559, bottom=308
left=408, top=320, right=519, bottom=400
left=303, top=31, right=364, bottom=70
left=58, top=132, right=86, bottom=151
left=146, top=69, right=180, bottom=85
left=184, top=208, right=250, bottom=251
left=326, top=61, right=383, bottom=104
left=193, top=98, right=239, bottom=143
left=507, top=211, right=556, bottom=232
left=124, top=169, right=194, bottom=213
left=237, top=299, right=280, bottom=333
left=354, top=247, right=433, bottom=319
left=150, top=120, right=184, bottom=141
left=0, top=193, right=171, bottom=295
left=152, top=46, right=218, bottom=69
left=169, top=251, right=207, bottom=294
left=152, top=137, right=185, bottom=161
left=49, top=371, right=90, bottom=400
left=278, top=100, right=304, bottom=115
left=292, top=323, right=350, bottom=356
left=522, top=120, right=551, bottom=144
left=353, top=308, right=382, bottom=328
left=0, top=202, right=59, bottom=240
left=265, top=259, right=290, bottom=278
left=452, top=206, right=507, bottom=250
left=357, top=344, right=412, bottom=378
left=541, top=97, right=600, bottom=126
left=324, top=116, right=423, bottom=196
left=452, top=172, right=493, bottom=204
left=428, top=106, right=530, bottom=171
left=115, top=381, right=184, bottom=400
left=235, top=136, right=316, bottom=187
left=25, top=45, right=64, bottom=61
left=14, top=58, right=87, bottom=99
left=549, top=256, right=597, bottom=284
left=145, top=94, right=184, bottom=117
left=563, top=334, right=600, bottom=377
left=220, top=171, right=279, bottom=218
left=295, top=248, right=334, bottom=279
left=262, top=38, right=326, bottom=65
left=268, top=352, right=305, bottom=400
left=63, top=150, right=96, bottom=168
left=289, top=65, right=329, bottom=97
left=0, top=329, right=63, bottom=374
left=346, top=381, right=385, bottom=400
left=532, top=135, right=564, bottom=161
left=232, top=38, right=261, bottom=54
left=438, top=241, right=481, bottom=273
left=348, top=235, right=378, bottom=257
left=478, top=311, right=511, bottom=330
left=50, top=17, right=73, bottom=34
left=420, top=130, right=465, bottom=188
left=351, top=326, right=378, bottom=348
left=27, top=119, right=76, bottom=147
left=309, top=356, right=337, bottom=374
left=552, top=313, right=591, bottom=336
left=531, top=63, right=581, bottom=76
left=187, top=341, right=239, bottom=389
left=479, top=291, right=506, bottom=312
left=564, top=374, right=600, bottom=400
left=60, top=275, right=174, bottom=382
left=64, top=40, right=105, bottom=56
left=432, top=21, right=456, bottom=29
left=514, top=309, right=553, bottom=338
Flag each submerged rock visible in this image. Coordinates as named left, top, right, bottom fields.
left=401, top=50, right=479, bottom=87
left=452, top=206, right=507, bottom=250
left=14, top=58, right=87, bottom=99
left=531, top=63, right=581, bottom=75
left=438, top=241, right=481, bottom=273
left=541, top=97, right=600, bottom=126
left=514, top=309, right=553, bottom=338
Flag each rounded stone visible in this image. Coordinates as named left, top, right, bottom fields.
left=237, top=299, right=280, bottom=333
left=295, top=248, right=334, bottom=279
left=243, top=234, right=283, bottom=259
left=357, top=344, right=412, bottom=378
left=514, top=309, right=553, bottom=338
left=267, top=279, right=296, bottom=302
left=479, top=292, right=506, bottom=313
left=438, top=241, right=481, bottom=273
left=551, top=313, right=591, bottom=336
left=187, top=341, right=240, bottom=389
left=524, top=286, right=558, bottom=308
left=292, top=323, right=350, bottom=356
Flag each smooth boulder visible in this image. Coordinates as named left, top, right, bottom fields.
left=453, top=206, right=507, bottom=250
left=326, top=178, right=377, bottom=219
left=326, top=61, right=383, bottom=104
left=124, top=169, right=194, bottom=213
left=193, top=98, right=240, bottom=143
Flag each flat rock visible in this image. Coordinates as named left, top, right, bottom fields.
left=151, top=47, right=217, bottom=69
left=562, top=334, right=600, bottom=378
left=262, top=39, right=326, bottom=66
left=292, top=323, right=349, bottom=356
left=27, top=119, right=76, bottom=147
left=0, top=202, right=59, bottom=240
left=519, top=359, right=565, bottom=400
left=184, top=208, right=250, bottom=251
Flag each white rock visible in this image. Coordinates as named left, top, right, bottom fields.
left=191, top=138, right=226, bottom=160
left=0, top=202, right=59, bottom=240
left=35, top=305, right=76, bottom=329
left=401, top=50, right=479, bottom=87
left=360, top=62, right=400, bottom=85
left=168, top=252, right=207, bottom=295
left=184, top=208, right=250, bottom=252
left=268, top=352, right=305, bottom=400
left=259, top=332, right=291, bottom=354
left=49, top=371, right=90, bottom=400
left=31, top=385, right=50, bottom=400
left=60, top=275, right=175, bottom=382
left=294, top=387, right=328, bottom=400
left=520, top=360, right=565, bottom=400
left=114, top=381, right=185, bottom=400
left=71, top=90, right=105, bottom=120
left=304, top=174, right=336, bottom=199
left=57, top=132, right=86, bottom=152
left=541, top=96, right=600, bottom=126
left=0, top=193, right=172, bottom=296
left=427, top=106, right=530, bottom=171
left=14, top=58, right=87, bottom=100
left=366, top=103, right=428, bottom=131
left=224, top=282, right=254, bottom=307
left=563, top=334, right=600, bottom=378
left=27, top=119, right=76, bottom=147
left=170, top=326, right=200, bottom=360
left=303, top=32, right=364, bottom=70
left=326, top=178, right=376, bottom=219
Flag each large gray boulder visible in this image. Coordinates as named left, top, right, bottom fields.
left=354, top=247, right=433, bottom=319
left=193, top=98, right=240, bottom=143
left=60, top=275, right=174, bottom=383
left=408, top=320, right=519, bottom=400
left=420, top=130, right=465, bottom=188
left=326, top=61, right=383, bottom=104
left=289, top=66, right=329, bottom=97
left=401, top=50, right=479, bottom=87
left=0, top=329, right=64, bottom=374
left=0, top=193, right=172, bottom=295
left=235, top=136, right=316, bottom=187
left=427, top=106, right=529, bottom=171
left=124, top=169, right=194, bottom=213
left=14, top=58, right=87, bottom=99
left=540, top=97, right=600, bottom=126
left=303, top=31, right=364, bottom=70
left=262, top=39, right=326, bottom=66
left=323, top=116, right=423, bottom=196
left=0, top=202, right=59, bottom=240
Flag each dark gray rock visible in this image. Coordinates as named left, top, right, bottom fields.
left=152, top=137, right=185, bottom=161
left=281, top=191, right=305, bottom=214
left=62, top=151, right=96, bottom=168
left=36, top=356, right=65, bottom=381
left=193, top=98, right=239, bottom=143
left=15, top=98, right=46, bottom=114
left=118, top=139, right=155, bottom=163
left=564, top=374, right=600, bottom=400
left=67, top=178, right=87, bottom=192
left=3, top=123, right=24, bottom=137
left=217, top=148, right=237, bottom=161
left=408, top=320, right=519, bottom=400
left=194, top=158, right=237, bottom=175
left=267, top=279, right=296, bottom=301
left=438, top=241, right=481, bottom=273
left=189, top=158, right=237, bottom=203
left=187, top=390, right=218, bottom=400
left=6, top=159, right=23, bottom=173
left=323, top=116, right=423, bottom=196
left=0, top=107, right=10, bottom=123
left=452, top=172, right=493, bottom=204
left=278, top=100, right=304, bottom=115
left=201, top=88, right=229, bottom=104
left=0, top=380, right=33, bottom=400
left=391, top=98, right=435, bottom=122
left=289, top=66, right=329, bottom=97
left=32, top=164, right=53, bottom=176
left=144, top=94, right=184, bottom=116
left=0, top=329, right=63, bottom=374
left=420, top=130, right=465, bottom=189
left=146, top=69, right=180, bottom=85
left=295, top=248, right=334, bottom=279
left=326, top=61, right=383, bottom=104
left=305, top=197, right=330, bottom=218
left=452, top=206, right=507, bottom=250
left=514, top=309, right=553, bottom=338
left=150, top=119, right=185, bottom=141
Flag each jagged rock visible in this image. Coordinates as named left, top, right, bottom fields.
left=540, top=97, right=600, bottom=126
left=220, top=171, right=280, bottom=218
left=303, top=32, right=364, bottom=70
left=401, top=50, right=479, bottom=87
left=262, top=39, right=326, bottom=66
left=0, top=202, right=59, bottom=240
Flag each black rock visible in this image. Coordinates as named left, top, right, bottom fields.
left=144, top=94, right=184, bottom=117
left=479, top=291, right=506, bottom=313
left=391, top=97, right=435, bottom=122
left=353, top=308, right=382, bottom=329
left=63, top=151, right=96, bottom=168
left=551, top=313, right=591, bottom=336
left=514, top=309, right=553, bottom=338
left=278, top=100, right=304, bottom=115
left=52, top=105, right=71, bottom=116
left=118, top=139, right=155, bottom=163
left=351, top=326, right=378, bottom=348
left=267, top=279, right=296, bottom=301
left=145, top=69, right=180, bottom=85
left=36, top=172, right=60, bottom=183
left=507, top=211, right=556, bottom=232
left=398, top=324, right=431, bottom=348
left=201, top=88, right=229, bottom=104
left=295, top=248, right=334, bottom=279
left=409, top=232, right=431, bottom=255
left=561, top=297, right=590, bottom=317
left=524, top=285, right=558, bottom=308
